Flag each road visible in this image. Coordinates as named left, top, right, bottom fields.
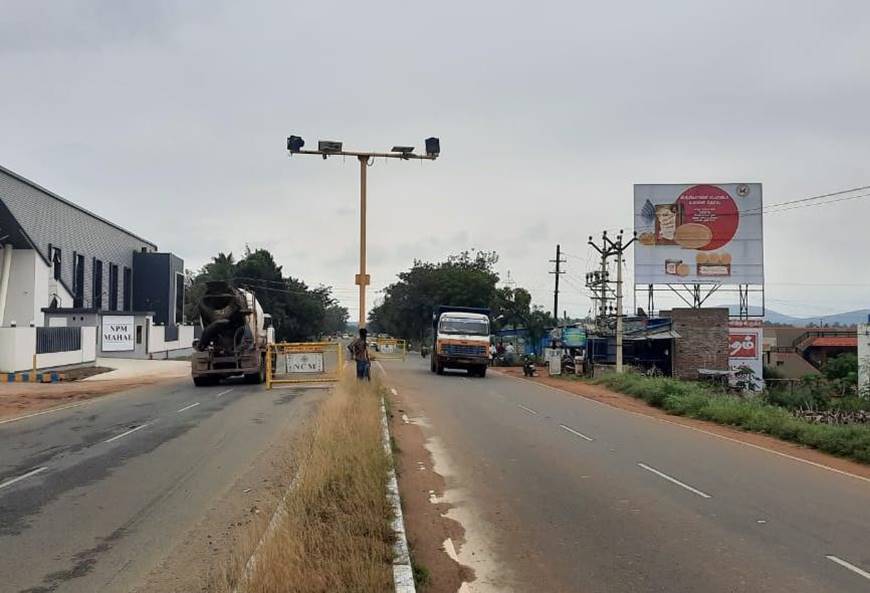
left=382, top=357, right=870, bottom=593
left=0, top=377, right=324, bottom=593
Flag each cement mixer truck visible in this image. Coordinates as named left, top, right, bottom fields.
left=191, top=281, right=274, bottom=386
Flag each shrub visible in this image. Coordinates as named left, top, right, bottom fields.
left=595, top=373, right=870, bottom=465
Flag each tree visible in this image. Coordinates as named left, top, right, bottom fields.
left=184, top=247, right=339, bottom=341
left=369, top=250, right=501, bottom=342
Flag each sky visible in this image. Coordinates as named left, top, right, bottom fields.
left=2, top=0, right=869, bottom=321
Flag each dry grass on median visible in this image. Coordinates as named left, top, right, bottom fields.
left=221, top=377, right=394, bottom=593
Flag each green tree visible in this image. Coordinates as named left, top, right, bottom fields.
left=369, top=250, right=500, bottom=342
left=185, top=247, right=338, bottom=341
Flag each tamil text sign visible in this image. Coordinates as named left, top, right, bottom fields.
left=728, top=319, right=764, bottom=392
left=102, top=315, right=134, bottom=352
left=634, top=183, right=763, bottom=285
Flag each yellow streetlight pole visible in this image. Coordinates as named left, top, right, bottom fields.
left=286, top=138, right=439, bottom=328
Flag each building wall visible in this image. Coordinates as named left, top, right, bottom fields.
left=2, top=249, right=39, bottom=326
left=132, top=252, right=184, bottom=325
left=0, top=326, right=96, bottom=372
left=858, top=323, right=869, bottom=395
left=0, top=167, right=156, bottom=311
left=664, top=308, right=730, bottom=379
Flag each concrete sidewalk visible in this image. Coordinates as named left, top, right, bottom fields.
left=83, top=358, right=190, bottom=381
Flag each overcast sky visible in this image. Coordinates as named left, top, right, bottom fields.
left=2, top=0, right=869, bottom=320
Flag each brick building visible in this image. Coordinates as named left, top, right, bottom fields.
left=662, top=307, right=730, bottom=379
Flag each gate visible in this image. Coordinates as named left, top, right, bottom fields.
left=266, top=341, right=344, bottom=389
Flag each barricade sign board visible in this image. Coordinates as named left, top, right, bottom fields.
left=266, top=341, right=343, bottom=388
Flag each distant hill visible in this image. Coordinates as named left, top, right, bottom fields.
left=726, top=306, right=870, bottom=326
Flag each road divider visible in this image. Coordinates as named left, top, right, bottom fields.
left=104, top=423, right=150, bottom=444
left=637, top=462, right=711, bottom=499
left=177, top=402, right=200, bottom=413
left=826, top=555, right=870, bottom=582
left=559, top=424, right=594, bottom=442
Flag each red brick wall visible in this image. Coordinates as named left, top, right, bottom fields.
left=662, top=308, right=730, bottom=379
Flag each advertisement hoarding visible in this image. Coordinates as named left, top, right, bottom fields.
left=102, top=315, right=135, bottom=352
left=634, top=183, right=763, bottom=285
left=728, top=319, right=764, bottom=392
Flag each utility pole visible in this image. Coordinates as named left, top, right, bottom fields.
left=550, top=244, right=566, bottom=324
left=587, top=230, right=636, bottom=373
left=286, top=135, right=439, bottom=328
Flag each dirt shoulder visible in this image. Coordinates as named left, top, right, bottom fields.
left=0, top=376, right=184, bottom=421
left=495, top=367, right=870, bottom=480
left=389, top=387, right=472, bottom=593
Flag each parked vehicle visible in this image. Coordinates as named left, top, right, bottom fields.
left=191, top=280, right=274, bottom=386
left=430, top=305, right=491, bottom=377
left=523, top=356, right=537, bottom=377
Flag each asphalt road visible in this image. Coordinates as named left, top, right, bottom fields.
left=0, top=376, right=323, bottom=593
left=383, top=357, right=870, bottom=593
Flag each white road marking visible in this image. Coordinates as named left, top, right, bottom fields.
left=500, top=373, right=870, bottom=485
left=176, top=402, right=200, bottom=413
left=215, top=388, right=233, bottom=398
left=390, top=387, right=398, bottom=396
left=104, top=423, right=150, bottom=444
left=637, top=462, right=712, bottom=499
left=0, top=401, right=92, bottom=426
left=559, top=424, right=594, bottom=441
left=518, top=404, right=538, bottom=415
left=826, top=555, right=870, bottom=581
left=401, top=413, right=410, bottom=424
left=0, top=467, right=48, bottom=491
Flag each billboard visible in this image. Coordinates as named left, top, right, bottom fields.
left=634, top=183, right=763, bottom=285
left=102, top=315, right=134, bottom=352
left=728, top=319, right=764, bottom=392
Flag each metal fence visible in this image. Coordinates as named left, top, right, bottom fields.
left=36, top=327, right=82, bottom=354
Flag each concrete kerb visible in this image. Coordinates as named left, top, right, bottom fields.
left=381, top=396, right=416, bottom=592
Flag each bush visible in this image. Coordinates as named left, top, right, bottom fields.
left=595, top=373, right=870, bottom=465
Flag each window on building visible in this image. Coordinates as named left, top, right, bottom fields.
left=73, top=253, right=85, bottom=308
left=175, top=272, right=185, bottom=324
left=123, top=267, right=132, bottom=311
left=49, top=244, right=62, bottom=281
left=93, top=259, right=103, bottom=309
left=108, top=264, right=119, bottom=310
left=136, top=325, right=143, bottom=344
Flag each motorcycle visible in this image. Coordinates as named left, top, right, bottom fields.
left=522, top=356, right=537, bottom=377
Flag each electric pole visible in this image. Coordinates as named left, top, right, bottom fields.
left=550, top=244, right=566, bottom=324
left=587, top=230, right=636, bottom=373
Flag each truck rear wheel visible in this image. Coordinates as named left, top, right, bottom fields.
left=193, top=375, right=217, bottom=387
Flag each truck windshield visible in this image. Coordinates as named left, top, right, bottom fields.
left=440, top=318, right=490, bottom=335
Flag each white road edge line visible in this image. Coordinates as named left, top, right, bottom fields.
left=518, top=404, right=538, bottom=415
left=215, top=388, right=234, bottom=398
left=559, top=424, right=594, bottom=441
left=176, top=402, right=200, bottom=413
left=826, top=555, right=870, bottom=581
left=0, top=401, right=91, bottom=426
left=0, top=467, right=48, bottom=491
left=104, top=423, right=150, bottom=444
left=498, top=372, right=870, bottom=485
left=638, top=462, right=711, bottom=499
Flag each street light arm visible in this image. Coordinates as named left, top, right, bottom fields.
left=289, top=149, right=437, bottom=161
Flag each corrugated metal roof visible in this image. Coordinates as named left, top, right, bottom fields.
left=809, top=337, right=857, bottom=348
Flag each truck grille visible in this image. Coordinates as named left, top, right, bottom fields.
left=442, top=344, right=486, bottom=357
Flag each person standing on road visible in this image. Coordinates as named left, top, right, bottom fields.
left=348, top=328, right=371, bottom=380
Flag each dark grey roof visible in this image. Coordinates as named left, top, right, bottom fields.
left=0, top=164, right=157, bottom=249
